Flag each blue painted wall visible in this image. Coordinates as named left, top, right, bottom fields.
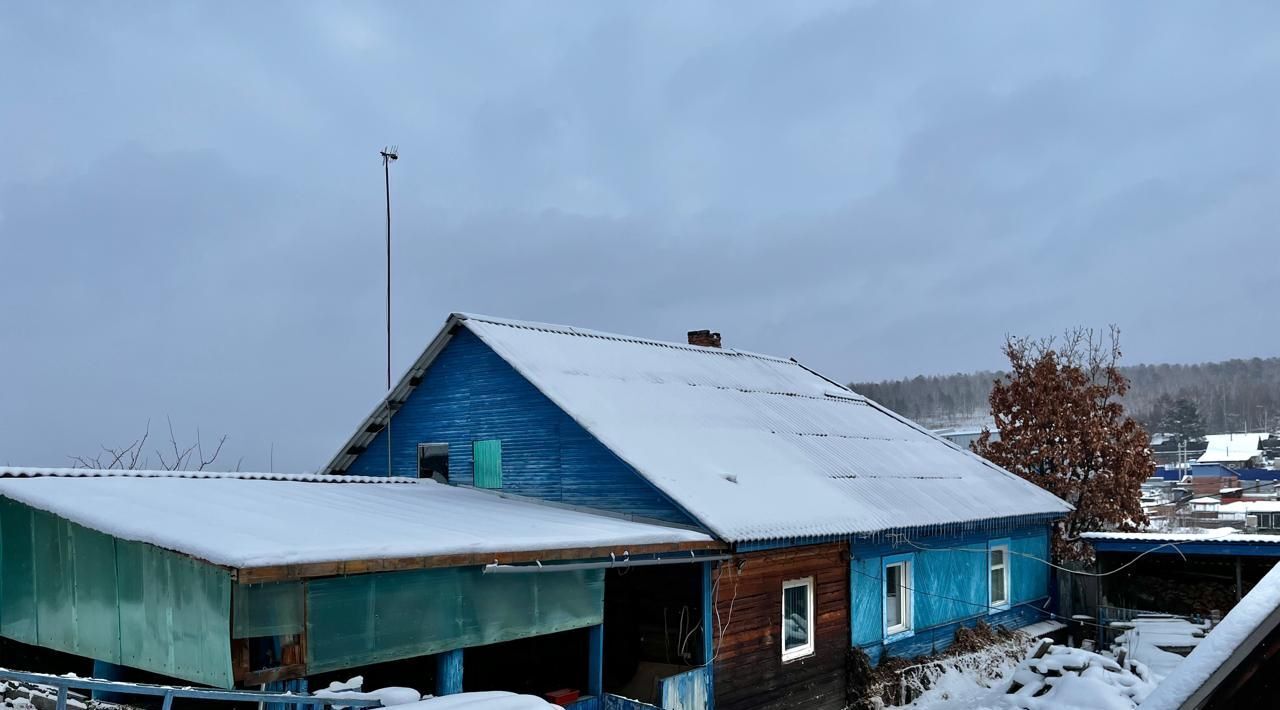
left=850, top=524, right=1053, bottom=663
left=346, top=329, right=695, bottom=525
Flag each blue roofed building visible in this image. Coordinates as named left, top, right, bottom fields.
left=318, top=313, right=1072, bottom=710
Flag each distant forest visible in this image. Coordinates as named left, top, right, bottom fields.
left=851, top=357, right=1280, bottom=434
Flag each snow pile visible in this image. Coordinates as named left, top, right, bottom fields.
left=1109, top=616, right=1206, bottom=679
left=391, top=693, right=555, bottom=709
left=898, top=643, right=1157, bottom=710
left=1140, top=560, right=1280, bottom=709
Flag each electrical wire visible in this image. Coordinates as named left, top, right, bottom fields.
left=887, top=533, right=1188, bottom=577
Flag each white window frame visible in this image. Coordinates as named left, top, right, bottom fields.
left=883, top=555, right=913, bottom=639
left=781, top=577, right=816, bottom=662
left=989, top=539, right=1011, bottom=612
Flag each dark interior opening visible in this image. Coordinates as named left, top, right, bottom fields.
left=463, top=627, right=589, bottom=699
left=603, top=564, right=704, bottom=704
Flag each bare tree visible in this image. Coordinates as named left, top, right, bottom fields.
left=69, top=417, right=230, bottom=471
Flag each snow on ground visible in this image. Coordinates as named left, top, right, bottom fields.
left=895, top=643, right=1158, bottom=710
left=1109, top=616, right=1206, bottom=679
left=390, top=692, right=555, bottom=709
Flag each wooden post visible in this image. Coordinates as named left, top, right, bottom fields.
left=588, top=624, right=604, bottom=698
left=437, top=648, right=464, bottom=696
left=1236, top=558, right=1243, bottom=602
left=702, top=561, right=716, bottom=710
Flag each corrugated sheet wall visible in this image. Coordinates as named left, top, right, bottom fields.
left=346, top=329, right=694, bottom=525
left=305, top=566, right=604, bottom=674
left=849, top=524, right=1051, bottom=662
left=0, top=497, right=233, bottom=687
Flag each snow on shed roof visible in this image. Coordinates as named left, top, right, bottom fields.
left=1082, top=531, right=1280, bottom=544
left=1141, top=560, right=1280, bottom=709
left=0, top=469, right=715, bottom=569
left=1197, top=433, right=1270, bottom=464
left=321, top=314, right=1068, bottom=542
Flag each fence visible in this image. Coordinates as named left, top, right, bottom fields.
left=0, top=668, right=384, bottom=710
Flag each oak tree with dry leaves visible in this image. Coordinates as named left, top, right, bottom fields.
left=974, top=327, right=1153, bottom=561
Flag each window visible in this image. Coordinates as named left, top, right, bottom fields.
left=989, top=541, right=1011, bottom=611
left=884, top=557, right=912, bottom=637
left=781, top=577, right=815, bottom=661
left=473, top=439, right=503, bottom=489
left=417, top=443, right=449, bottom=483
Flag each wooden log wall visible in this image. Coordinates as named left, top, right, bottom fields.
left=711, top=543, right=849, bottom=710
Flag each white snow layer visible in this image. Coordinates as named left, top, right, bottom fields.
left=459, top=314, right=1070, bottom=542
left=1196, top=433, right=1269, bottom=464
left=391, top=692, right=555, bottom=709
left=1140, top=561, right=1280, bottom=709
left=1082, top=531, right=1280, bottom=544
left=0, top=472, right=714, bottom=568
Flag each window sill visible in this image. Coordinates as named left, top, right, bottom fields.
left=988, top=602, right=1011, bottom=615
left=781, top=647, right=815, bottom=664
left=884, top=628, right=914, bottom=644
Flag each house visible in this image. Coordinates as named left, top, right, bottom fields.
left=0, top=467, right=720, bottom=703
left=1141, top=558, right=1280, bottom=709
left=318, top=313, right=1072, bottom=709
left=1198, top=433, right=1272, bottom=469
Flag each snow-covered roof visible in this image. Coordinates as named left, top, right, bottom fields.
left=1141, top=560, right=1280, bottom=709
left=1219, top=500, right=1280, bottom=514
left=1082, top=531, right=1280, bottom=544
left=0, top=470, right=716, bottom=568
left=324, top=314, right=1070, bottom=543
left=1189, top=497, right=1220, bottom=505
left=0, top=465, right=409, bottom=483
left=1197, top=433, right=1270, bottom=464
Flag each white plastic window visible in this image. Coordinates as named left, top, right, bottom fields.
left=884, top=561, right=912, bottom=635
left=990, top=544, right=1010, bottom=609
left=781, top=577, right=815, bottom=661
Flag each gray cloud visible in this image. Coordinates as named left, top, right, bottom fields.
left=2, top=1, right=1278, bottom=471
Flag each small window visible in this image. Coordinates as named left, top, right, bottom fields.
left=417, top=443, right=449, bottom=483
left=884, top=560, right=912, bottom=636
left=473, top=439, right=502, bottom=489
left=781, top=577, right=815, bottom=661
left=989, top=542, right=1010, bottom=610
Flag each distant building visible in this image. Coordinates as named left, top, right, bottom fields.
left=1198, top=433, right=1272, bottom=468
left=932, top=426, right=998, bottom=450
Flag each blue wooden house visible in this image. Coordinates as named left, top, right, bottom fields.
left=319, top=314, right=1072, bottom=710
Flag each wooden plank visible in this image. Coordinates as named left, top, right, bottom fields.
left=237, top=540, right=725, bottom=583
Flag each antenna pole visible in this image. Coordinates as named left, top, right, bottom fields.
left=380, top=147, right=398, bottom=477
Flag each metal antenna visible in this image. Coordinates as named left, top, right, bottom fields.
left=380, top=146, right=398, bottom=478
left=380, top=146, right=398, bottom=391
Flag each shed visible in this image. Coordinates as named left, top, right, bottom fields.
left=0, top=468, right=719, bottom=689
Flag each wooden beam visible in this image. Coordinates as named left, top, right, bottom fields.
left=235, top=540, right=726, bottom=583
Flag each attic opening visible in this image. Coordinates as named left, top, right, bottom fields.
left=417, top=442, right=449, bottom=483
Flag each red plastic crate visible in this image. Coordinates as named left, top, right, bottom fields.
left=544, top=688, right=581, bottom=706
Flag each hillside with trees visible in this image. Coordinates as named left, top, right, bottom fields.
left=852, top=356, right=1280, bottom=434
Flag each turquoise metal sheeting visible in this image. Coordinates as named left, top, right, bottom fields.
left=233, top=582, right=304, bottom=639
left=0, top=497, right=233, bottom=688
left=306, top=566, right=604, bottom=673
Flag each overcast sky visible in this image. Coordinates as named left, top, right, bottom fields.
left=2, top=1, right=1278, bottom=472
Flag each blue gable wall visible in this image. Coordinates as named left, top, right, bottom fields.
left=851, top=524, right=1053, bottom=663
left=345, top=329, right=696, bottom=526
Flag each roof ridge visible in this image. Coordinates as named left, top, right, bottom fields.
left=455, top=312, right=800, bottom=365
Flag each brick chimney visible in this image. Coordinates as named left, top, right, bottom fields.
left=687, top=330, right=722, bottom=348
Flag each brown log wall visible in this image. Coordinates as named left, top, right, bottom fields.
left=711, top=542, right=849, bottom=710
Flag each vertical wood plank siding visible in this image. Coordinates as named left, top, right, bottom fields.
left=712, top=543, right=849, bottom=710
left=346, top=330, right=695, bottom=525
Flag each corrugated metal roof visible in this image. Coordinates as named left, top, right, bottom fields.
left=319, top=313, right=1066, bottom=542
left=1082, top=532, right=1280, bottom=544
left=0, top=472, right=714, bottom=568
left=0, top=466, right=409, bottom=483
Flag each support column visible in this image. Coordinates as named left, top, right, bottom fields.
left=437, top=648, right=464, bottom=696
left=264, top=678, right=307, bottom=710
left=703, top=560, right=716, bottom=710
left=587, top=624, right=604, bottom=698
left=90, top=660, right=127, bottom=703
left=1236, top=558, right=1244, bottom=602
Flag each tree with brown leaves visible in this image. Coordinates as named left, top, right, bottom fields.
left=974, top=327, right=1153, bottom=562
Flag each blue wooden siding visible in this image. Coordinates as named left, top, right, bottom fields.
left=345, top=329, right=695, bottom=525
left=850, top=524, right=1052, bottom=663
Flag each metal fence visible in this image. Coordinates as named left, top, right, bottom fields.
left=0, top=668, right=384, bottom=710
